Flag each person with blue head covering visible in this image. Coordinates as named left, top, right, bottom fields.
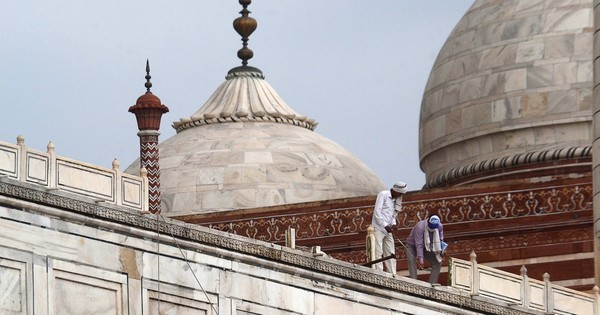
left=406, top=214, right=445, bottom=284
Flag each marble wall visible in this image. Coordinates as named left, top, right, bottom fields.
left=0, top=178, right=536, bottom=315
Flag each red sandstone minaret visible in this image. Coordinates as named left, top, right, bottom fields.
left=129, top=60, right=169, bottom=214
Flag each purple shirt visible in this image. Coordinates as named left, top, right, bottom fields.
left=406, top=219, right=444, bottom=260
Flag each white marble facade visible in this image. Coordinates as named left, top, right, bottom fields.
left=0, top=178, right=529, bottom=315
left=419, top=0, right=594, bottom=187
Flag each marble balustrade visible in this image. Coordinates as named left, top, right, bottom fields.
left=0, top=136, right=148, bottom=212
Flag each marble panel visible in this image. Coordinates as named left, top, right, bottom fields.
left=548, top=0, right=591, bottom=8
left=448, top=53, right=481, bottom=81
left=577, top=60, right=593, bottom=82
left=0, top=259, right=27, bottom=315
left=446, top=110, right=462, bottom=134
left=521, top=93, right=548, bottom=117
left=462, top=103, right=491, bottom=130
left=594, top=58, right=600, bottom=90
left=313, top=293, right=392, bottom=315
left=486, top=1, right=517, bottom=21
left=244, top=152, right=273, bottom=165
left=271, top=151, right=308, bottom=166
left=49, top=259, right=128, bottom=315
left=149, top=297, right=207, bottom=315
left=448, top=259, right=472, bottom=291
left=492, top=96, right=522, bottom=122
left=298, top=167, right=332, bottom=184
left=574, top=32, right=592, bottom=57
left=161, top=169, right=199, bottom=189
left=515, top=0, right=544, bottom=13
left=142, top=257, right=220, bottom=296
left=202, top=190, right=236, bottom=210
left=240, top=166, right=267, bottom=184
left=545, top=35, right=575, bottom=59
left=424, top=116, right=446, bottom=144
left=158, top=156, right=184, bottom=170
left=305, top=153, right=343, bottom=168
left=479, top=44, right=517, bottom=71
left=441, top=83, right=460, bottom=109
left=578, top=88, right=592, bottom=111
left=548, top=90, right=577, bottom=114
left=528, top=281, right=546, bottom=311
left=472, top=21, right=506, bottom=47
left=220, top=272, right=313, bottom=314
left=479, top=269, right=522, bottom=303
left=285, top=188, right=331, bottom=205
left=459, top=77, right=483, bottom=103
left=121, top=176, right=143, bottom=210
left=57, top=159, right=114, bottom=200
left=254, top=189, right=285, bottom=207
left=527, top=65, right=554, bottom=88
left=533, top=127, right=557, bottom=145
left=209, top=139, right=235, bottom=151
left=553, top=62, right=577, bottom=85
left=504, top=68, right=527, bottom=92
left=173, top=191, right=203, bottom=212
left=440, top=30, right=476, bottom=61
left=516, top=40, right=545, bottom=63
left=236, top=300, right=298, bottom=315
left=232, top=138, right=267, bottom=150
left=556, top=122, right=591, bottom=142
left=543, top=8, right=592, bottom=33
left=0, top=144, right=18, bottom=178
left=492, top=129, right=535, bottom=151
left=422, top=89, right=443, bottom=121
left=197, top=167, right=225, bottom=185
left=224, top=166, right=243, bottom=184
left=482, top=72, right=506, bottom=97
left=552, top=286, right=596, bottom=315
left=428, top=60, right=454, bottom=89
left=501, top=16, right=543, bottom=40
left=208, top=151, right=244, bottom=166
left=25, top=152, right=49, bottom=185
left=594, top=28, right=600, bottom=58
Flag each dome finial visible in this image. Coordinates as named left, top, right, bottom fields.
left=233, top=0, right=257, bottom=67
left=145, top=59, right=152, bottom=93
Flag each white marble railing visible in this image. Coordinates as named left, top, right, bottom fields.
left=0, top=136, right=148, bottom=212
left=449, top=252, right=599, bottom=315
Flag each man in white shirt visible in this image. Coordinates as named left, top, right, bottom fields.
left=371, top=181, right=407, bottom=274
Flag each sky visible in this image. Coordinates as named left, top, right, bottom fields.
left=0, top=1, right=473, bottom=191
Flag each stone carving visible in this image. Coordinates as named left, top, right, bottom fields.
left=206, top=183, right=591, bottom=242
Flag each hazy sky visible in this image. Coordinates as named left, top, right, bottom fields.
left=0, top=1, right=473, bottom=191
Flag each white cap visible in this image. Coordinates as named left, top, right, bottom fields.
left=392, top=181, right=407, bottom=194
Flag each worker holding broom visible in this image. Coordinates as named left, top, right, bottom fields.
left=405, top=214, right=445, bottom=284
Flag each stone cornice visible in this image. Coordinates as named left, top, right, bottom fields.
left=427, top=146, right=592, bottom=188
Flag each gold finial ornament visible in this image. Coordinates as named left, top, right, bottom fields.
left=233, top=0, right=257, bottom=67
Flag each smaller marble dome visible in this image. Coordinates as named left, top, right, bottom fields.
left=419, top=0, right=593, bottom=188
left=127, top=69, right=385, bottom=214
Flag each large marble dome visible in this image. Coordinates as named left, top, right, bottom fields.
left=419, top=0, right=593, bottom=188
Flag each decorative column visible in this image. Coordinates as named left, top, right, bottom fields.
left=593, top=0, right=600, bottom=287
left=129, top=60, right=169, bottom=214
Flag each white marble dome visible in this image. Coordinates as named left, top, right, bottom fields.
left=127, top=69, right=385, bottom=214
left=419, top=0, right=593, bottom=188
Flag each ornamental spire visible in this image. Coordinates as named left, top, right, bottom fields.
left=229, top=0, right=262, bottom=74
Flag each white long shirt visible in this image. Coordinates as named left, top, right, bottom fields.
left=371, top=189, right=401, bottom=233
